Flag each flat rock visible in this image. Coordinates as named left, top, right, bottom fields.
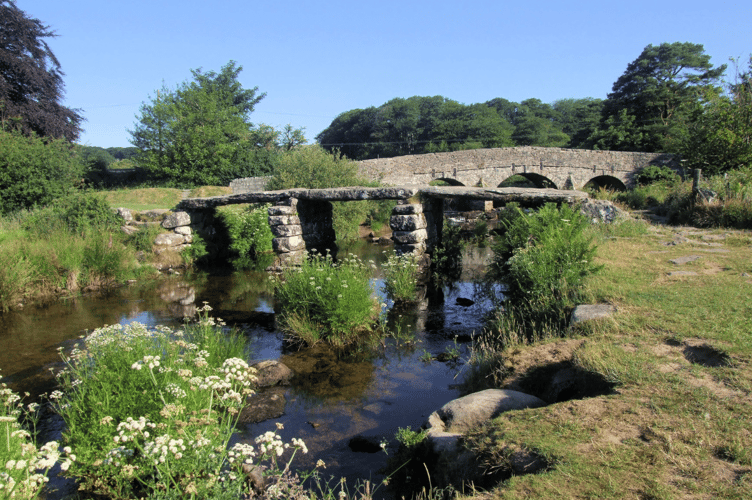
left=570, top=304, right=616, bottom=324
left=237, top=387, right=287, bottom=424
left=669, top=255, right=702, bottom=265
left=668, top=271, right=699, bottom=277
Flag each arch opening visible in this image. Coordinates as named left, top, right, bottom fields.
left=583, top=175, right=626, bottom=192
left=430, top=178, right=465, bottom=187
left=498, top=173, right=557, bottom=190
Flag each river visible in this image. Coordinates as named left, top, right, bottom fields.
left=0, top=241, right=498, bottom=498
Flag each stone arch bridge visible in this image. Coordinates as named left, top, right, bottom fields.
left=356, top=146, right=678, bottom=190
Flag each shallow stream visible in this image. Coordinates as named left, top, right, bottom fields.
left=0, top=241, right=498, bottom=498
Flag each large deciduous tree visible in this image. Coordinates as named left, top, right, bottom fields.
left=130, top=61, right=275, bottom=185
left=0, top=0, right=82, bottom=141
left=589, top=42, right=725, bottom=152
left=682, top=56, right=752, bottom=174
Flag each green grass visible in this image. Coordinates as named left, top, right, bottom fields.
left=99, top=187, right=185, bottom=211
left=456, top=222, right=752, bottom=499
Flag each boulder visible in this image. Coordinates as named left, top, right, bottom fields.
left=578, top=199, right=625, bottom=224
left=116, top=207, right=133, bottom=222
left=161, top=211, right=191, bottom=228
left=154, top=233, right=187, bottom=247
left=272, top=235, right=305, bottom=253
left=237, top=387, right=287, bottom=424
left=426, top=389, right=546, bottom=436
left=390, top=214, right=427, bottom=232
left=251, top=360, right=293, bottom=388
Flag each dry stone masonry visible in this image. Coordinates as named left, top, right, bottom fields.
left=177, top=185, right=590, bottom=267
left=356, top=146, right=678, bottom=190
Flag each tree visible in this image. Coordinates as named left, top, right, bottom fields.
left=129, top=61, right=268, bottom=185
left=0, top=0, right=82, bottom=141
left=551, top=98, right=603, bottom=148
left=682, top=57, right=752, bottom=174
left=316, top=96, right=513, bottom=160
left=590, top=42, right=725, bottom=152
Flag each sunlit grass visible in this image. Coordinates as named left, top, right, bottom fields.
left=99, top=187, right=184, bottom=211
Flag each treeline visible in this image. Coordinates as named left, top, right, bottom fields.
left=316, top=96, right=601, bottom=160
left=318, top=43, right=752, bottom=178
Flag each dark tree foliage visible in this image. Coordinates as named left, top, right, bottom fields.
left=316, top=96, right=513, bottom=160
left=589, top=42, right=725, bottom=152
left=0, top=0, right=82, bottom=141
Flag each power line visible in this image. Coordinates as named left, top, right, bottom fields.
left=318, top=137, right=505, bottom=147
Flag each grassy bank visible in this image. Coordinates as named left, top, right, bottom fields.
left=0, top=193, right=158, bottom=312
left=456, top=219, right=752, bottom=499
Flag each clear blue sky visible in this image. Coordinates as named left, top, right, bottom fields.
left=15, top=0, right=751, bottom=148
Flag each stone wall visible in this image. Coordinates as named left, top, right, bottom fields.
left=230, top=176, right=273, bottom=194
left=357, top=146, right=679, bottom=189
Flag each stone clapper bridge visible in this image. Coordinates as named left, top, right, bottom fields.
left=178, top=185, right=589, bottom=267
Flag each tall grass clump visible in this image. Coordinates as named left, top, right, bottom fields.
left=51, top=305, right=312, bottom=499
left=272, top=252, right=379, bottom=347
left=0, top=192, right=148, bottom=311
left=215, top=204, right=274, bottom=270
left=381, top=251, right=420, bottom=304
left=488, top=203, right=602, bottom=345
left=1, top=373, right=75, bottom=498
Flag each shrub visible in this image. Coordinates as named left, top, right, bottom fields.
left=635, top=165, right=680, bottom=186
left=50, top=306, right=312, bottom=498
left=215, top=204, right=274, bottom=270
left=266, top=146, right=379, bottom=242
left=489, top=203, right=601, bottom=344
left=432, top=220, right=466, bottom=282
left=272, top=252, right=378, bottom=347
left=0, top=129, right=83, bottom=214
left=382, top=251, right=420, bottom=304
left=23, top=192, right=121, bottom=236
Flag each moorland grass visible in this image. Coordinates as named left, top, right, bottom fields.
left=0, top=204, right=152, bottom=312
left=455, top=221, right=752, bottom=499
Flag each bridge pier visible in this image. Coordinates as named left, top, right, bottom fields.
left=268, top=197, right=337, bottom=266
left=390, top=198, right=443, bottom=256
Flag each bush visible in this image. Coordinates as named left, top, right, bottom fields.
left=635, top=165, right=680, bottom=186
left=23, top=192, right=121, bottom=236
left=432, top=220, right=466, bottom=282
left=267, top=146, right=378, bottom=242
left=0, top=129, right=84, bottom=214
left=272, top=252, right=378, bottom=347
left=215, top=204, right=274, bottom=270
left=51, top=306, right=312, bottom=499
left=489, top=203, right=601, bottom=344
